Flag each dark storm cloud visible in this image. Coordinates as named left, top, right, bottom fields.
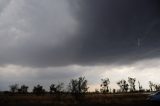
left=0, top=0, right=160, bottom=67
left=67, top=0, right=160, bottom=65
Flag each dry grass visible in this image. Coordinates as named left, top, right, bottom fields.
left=0, top=93, right=150, bottom=105
left=85, top=93, right=148, bottom=104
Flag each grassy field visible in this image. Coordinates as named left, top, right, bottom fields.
left=0, top=93, right=159, bottom=106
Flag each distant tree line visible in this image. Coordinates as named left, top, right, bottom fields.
left=5, top=76, right=160, bottom=96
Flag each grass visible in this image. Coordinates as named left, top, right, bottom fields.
left=0, top=93, right=156, bottom=106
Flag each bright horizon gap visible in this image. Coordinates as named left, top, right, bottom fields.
left=0, top=58, right=160, bottom=91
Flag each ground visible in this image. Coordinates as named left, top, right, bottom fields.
left=0, top=93, right=159, bottom=106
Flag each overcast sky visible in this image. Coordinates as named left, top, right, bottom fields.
left=0, top=0, right=160, bottom=91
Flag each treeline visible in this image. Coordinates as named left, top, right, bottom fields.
left=2, top=77, right=160, bottom=95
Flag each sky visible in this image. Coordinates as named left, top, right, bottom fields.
left=0, top=0, right=160, bottom=91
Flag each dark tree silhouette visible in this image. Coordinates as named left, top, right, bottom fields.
left=100, top=78, right=110, bottom=93
left=113, top=89, right=116, bottom=93
left=18, top=85, right=28, bottom=94
left=149, top=81, right=154, bottom=91
left=33, top=84, right=45, bottom=95
left=68, top=77, right=88, bottom=101
left=50, top=83, right=64, bottom=94
left=117, top=80, right=129, bottom=92
left=153, top=84, right=160, bottom=91
left=128, top=77, right=136, bottom=92
left=68, top=77, right=88, bottom=94
left=138, top=81, right=144, bottom=92
left=9, top=84, right=18, bottom=93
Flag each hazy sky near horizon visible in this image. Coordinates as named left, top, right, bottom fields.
left=0, top=0, right=160, bottom=91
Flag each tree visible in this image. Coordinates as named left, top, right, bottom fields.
left=68, top=77, right=88, bottom=94
left=149, top=81, right=154, bottom=91
left=9, top=84, right=19, bottom=93
left=100, top=78, right=110, bottom=93
left=18, top=85, right=28, bottom=94
left=68, top=77, right=89, bottom=101
left=128, top=77, right=136, bottom=92
left=50, top=83, right=64, bottom=94
left=117, top=80, right=128, bottom=92
left=33, top=84, right=45, bottom=95
left=153, top=84, right=160, bottom=91
left=138, top=81, right=143, bottom=92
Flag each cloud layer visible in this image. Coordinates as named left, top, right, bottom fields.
left=0, top=0, right=78, bottom=67
left=69, top=0, right=160, bottom=65
left=0, top=0, right=160, bottom=67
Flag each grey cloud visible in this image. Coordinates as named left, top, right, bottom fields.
left=67, top=0, right=160, bottom=65
left=0, top=0, right=160, bottom=67
left=0, top=0, right=78, bottom=67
